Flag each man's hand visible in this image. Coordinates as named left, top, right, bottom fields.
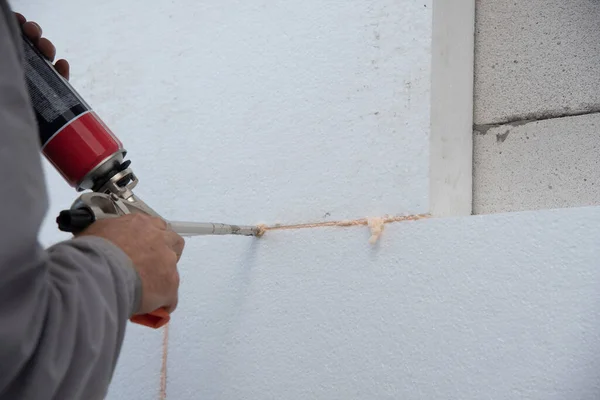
left=78, top=214, right=185, bottom=316
left=14, top=12, right=70, bottom=80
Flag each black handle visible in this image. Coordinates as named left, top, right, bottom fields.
left=56, top=209, right=95, bottom=233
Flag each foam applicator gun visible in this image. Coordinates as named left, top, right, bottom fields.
left=21, top=35, right=260, bottom=329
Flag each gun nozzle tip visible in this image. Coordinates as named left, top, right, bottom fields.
left=255, top=224, right=267, bottom=237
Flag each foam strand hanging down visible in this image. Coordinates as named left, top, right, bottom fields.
left=159, top=325, right=169, bottom=400
left=256, top=214, right=429, bottom=243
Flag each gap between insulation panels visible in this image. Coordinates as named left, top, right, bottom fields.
left=257, top=214, right=430, bottom=243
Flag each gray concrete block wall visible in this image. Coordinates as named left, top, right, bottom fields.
left=474, top=0, right=600, bottom=125
left=473, top=0, right=600, bottom=214
left=474, top=114, right=600, bottom=214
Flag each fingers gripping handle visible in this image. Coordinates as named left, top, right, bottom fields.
left=130, top=307, right=170, bottom=329
left=56, top=210, right=169, bottom=328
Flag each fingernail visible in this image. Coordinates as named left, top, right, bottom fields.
left=32, top=22, right=42, bottom=35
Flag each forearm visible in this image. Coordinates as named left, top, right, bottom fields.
left=0, top=3, right=141, bottom=398
left=0, top=237, right=141, bottom=399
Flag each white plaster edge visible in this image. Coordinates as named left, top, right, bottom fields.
left=429, top=0, right=475, bottom=217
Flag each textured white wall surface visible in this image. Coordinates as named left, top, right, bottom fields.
left=165, top=206, right=600, bottom=399
left=18, top=0, right=431, bottom=230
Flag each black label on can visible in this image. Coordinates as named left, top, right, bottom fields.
left=21, top=35, right=91, bottom=146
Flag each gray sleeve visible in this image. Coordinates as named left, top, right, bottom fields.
left=0, top=2, right=142, bottom=399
